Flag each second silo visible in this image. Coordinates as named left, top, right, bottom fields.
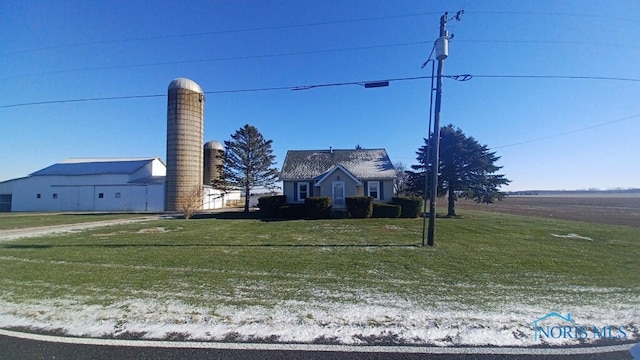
left=204, top=140, right=224, bottom=186
left=165, top=78, right=204, bottom=211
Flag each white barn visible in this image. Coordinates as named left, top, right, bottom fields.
left=0, top=157, right=241, bottom=213
left=0, top=158, right=166, bottom=212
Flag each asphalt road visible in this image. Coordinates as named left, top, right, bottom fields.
left=0, top=332, right=635, bottom=360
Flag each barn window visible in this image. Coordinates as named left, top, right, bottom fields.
left=36, top=193, right=41, bottom=199
left=52, top=193, right=58, bottom=199
left=115, top=192, right=121, bottom=199
left=98, top=193, right=104, bottom=199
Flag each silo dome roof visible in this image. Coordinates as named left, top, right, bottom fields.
left=168, top=78, right=203, bottom=93
left=205, top=140, right=224, bottom=150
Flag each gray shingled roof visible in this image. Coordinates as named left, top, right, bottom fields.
left=280, top=149, right=395, bottom=181
left=30, top=158, right=159, bottom=176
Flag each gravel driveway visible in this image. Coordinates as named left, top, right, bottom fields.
left=0, top=216, right=165, bottom=242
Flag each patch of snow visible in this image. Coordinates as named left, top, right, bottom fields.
left=136, top=227, right=168, bottom=234
left=550, top=233, right=593, bottom=240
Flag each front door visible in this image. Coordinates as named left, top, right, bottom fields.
left=332, top=181, right=345, bottom=208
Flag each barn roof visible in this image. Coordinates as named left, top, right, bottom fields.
left=30, top=158, right=161, bottom=176
left=280, top=149, right=395, bottom=181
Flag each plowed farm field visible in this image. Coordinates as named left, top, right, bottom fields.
left=456, top=194, right=640, bottom=228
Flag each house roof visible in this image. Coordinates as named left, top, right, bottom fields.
left=280, top=149, right=395, bottom=181
left=30, top=157, right=161, bottom=177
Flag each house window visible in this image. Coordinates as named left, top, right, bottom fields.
left=36, top=193, right=41, bottom=199
left=367, top=181, right=380, bottom=200
left=98, top=193, right=104, bottom=199
left=115, top=192, right=121, bottom=199
left=296, top=182, right=309, bottom=202
left=52, top=193, right=58, bottom=199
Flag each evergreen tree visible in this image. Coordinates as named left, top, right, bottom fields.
left=216, top=124, right=279, bottom=212
left=407, top=124, right=510, bottom=217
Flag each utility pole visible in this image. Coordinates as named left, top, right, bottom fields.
left=427, top=12, right=450, bottom=247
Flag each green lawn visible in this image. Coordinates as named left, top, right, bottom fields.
left=1, top=210, right=638, bottom=310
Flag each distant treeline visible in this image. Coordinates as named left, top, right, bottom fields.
left=507, top=189, right=640, bottom=196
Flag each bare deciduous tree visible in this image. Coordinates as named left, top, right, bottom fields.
left=393, top=161, right=410, bottom=196
left=177, top=186, right=203, bottom=220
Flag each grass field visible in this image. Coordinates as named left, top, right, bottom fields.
left=0, top=202, right=638, bottom=345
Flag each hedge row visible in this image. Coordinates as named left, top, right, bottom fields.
left=372, top=203, right=401, bottom=218
left=345, top=197, right=373, bottom=218
left=258, top=195, right=333, bottom=219
left=257, top=195, right=286, bottom=218
left=258, top=195, right=423, bottom=219
left=305, top=197, right=332, bottom=219
left=392, top=196, right=423, bottom=218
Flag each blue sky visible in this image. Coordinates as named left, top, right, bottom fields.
left=1, top=0, right=638, bottom=191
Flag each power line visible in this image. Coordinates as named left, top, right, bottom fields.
left=0, top=94, right=165, bottom=108
left=0, top=75, right=470, bottom=109
left=491, top=113, right=640, bottom=150
left=464, top=10, right=638, bottom=23
left=0, top=76, right=434, bottom=108
left=4, top=11, right=443, bottom=56
left=468, top=74, right=640, bottom=82
left=7, top=10, right=635, bottom=56
left=2, top=73, right=639, bottom=109
left=3, top=41, right=429, bottom=80
left=455, top=39, right=640, bottom=51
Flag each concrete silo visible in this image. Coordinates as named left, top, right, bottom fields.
left=165, top=78, right=204, bottom=211
left=203, top=140, right=224, bottom=186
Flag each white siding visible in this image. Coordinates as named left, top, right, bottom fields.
left=130, top=158, right=166, bottom=181
left=202, top=188, right=242, bottom=210
left=8, top=174, right=164, bottom=212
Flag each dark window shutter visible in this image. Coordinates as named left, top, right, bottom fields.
left=293, top=182, right=298, bottom=202
left=380, top=181, right=384, bottom=200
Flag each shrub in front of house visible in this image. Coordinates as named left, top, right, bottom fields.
left=258, top=195, right=287, bottom=218
left=305, top=197, right=332, bottom=219
left=392, top=196, right=423, bottom=218
left=279, top=203, right=306, bottom=219
left=346, top=196, right=373, bottom=218
left=372, top=203, right=401, bottom=218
